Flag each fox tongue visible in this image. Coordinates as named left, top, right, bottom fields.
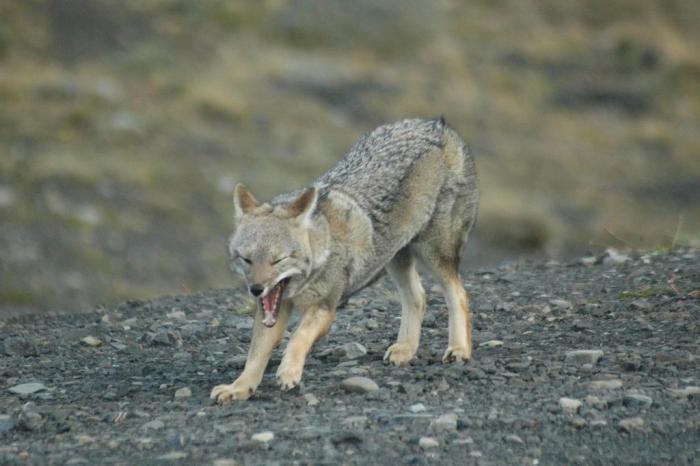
left=260, top=284, right=281, bottom=327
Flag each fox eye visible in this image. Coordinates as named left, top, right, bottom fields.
left=239, top=256, right=252, bottom=265
left=271, top=256, right=288, bottom=265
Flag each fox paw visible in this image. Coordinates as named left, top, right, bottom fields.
left=276, top=365, right=303, bottom=391
left=442, top=345, right=471, bottom=364
left=210, top=382, right=254, bottom=404
left=383, top=343, right=416, bottom=366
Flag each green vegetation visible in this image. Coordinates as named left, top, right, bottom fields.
left=0, top=0, right=698, bottom=311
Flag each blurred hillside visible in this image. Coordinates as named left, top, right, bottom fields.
left=1, top=0, right=699, bottom=312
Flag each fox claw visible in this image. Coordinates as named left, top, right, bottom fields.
left=276, top=366, right=302, bottom=391
left=442, top=346, right=471, bottom=364
left=210, top=383, right=255, bottom=404
left=383, top=343, right=417, bottom=366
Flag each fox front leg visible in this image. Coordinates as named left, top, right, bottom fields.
left=210, top=302, right=291, bottom=403
left=276, top=306, right=335, bottom=390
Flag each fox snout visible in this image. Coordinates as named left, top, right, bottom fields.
left=248, top=284, right=265, bottom=297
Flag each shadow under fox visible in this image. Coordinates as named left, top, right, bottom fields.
left=211, top=118, right=478, bottom=403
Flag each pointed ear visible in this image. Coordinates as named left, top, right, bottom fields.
left=286, top=187, right=318, bottom=226
left=233, top=183, right=259, bottom=218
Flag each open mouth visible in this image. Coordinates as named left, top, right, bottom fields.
left=260, top=278, right=290, bottom=327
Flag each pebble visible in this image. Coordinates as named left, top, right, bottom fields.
left=571, top=417, right=587, bottom=428
left=341, top=342, right=367, bottom=360
left=584, top=395, right=607, bottom=409
left=157, top=451, right=188, bottom=460
left=623, top=393, right=652, bottom=408
left=342, top=416, right=367, bottom=428
left=304, top=393, right=320, bottom=406
left=505, top=434, right=524, bottom=444
left=213, top=460, right=239, bottom=466
left=341, top=376, right=379, bottom=393
left=668, top=386, right=700, bottom=398
left=619, top=417, right=644, bottom=431
left=174, top=387, right=192, bottom=399
left=409, top=403, right=427, bottom=413
left=565, top=350, right=603, bottom=365
left=419, top=437, right=439, bottom=449
left=432, top=413, right=458, bottom=430
left=601, top=248, right=629, bottom=265
left=549, top=299, right=573, bottom=310
left=479, top=340, right=503, bottom=348
left=9, top=383, right=47, bottom=395
left=559, top=397, right=582, bottom=414
left=0, top=415, right=15, bottom=435
left=588, top=379, right=623, bottom=390
left=142, top=419, right=165, bottom=431
left=3, top=337, right=38, bottom=357
left=251, top=431, right=274, bottom=443
left=80, top=336, right=102, bottom=347
left=76, top=434, right=96, bottom=445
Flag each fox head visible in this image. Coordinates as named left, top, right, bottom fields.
left=228, top=183, right=322, bottom=326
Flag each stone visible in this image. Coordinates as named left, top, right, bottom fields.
left=80, top=336, right=102, bottom=347
left=565, top=350, right=603, bottom=365
left=559, top=397, right=582, bottom=414
left=157, top=451, right=188, bottom=460
left=3, top=337, right=38, bottom=357
left=9, top=383, right=47, bottom=395
left=619, top=417, right=644, bottom=431
left=409, top=403, right=427, bottom=413
left=304, top=393, right=320, bottom=406
left=77, top=435, right=96, bottom=445
left=584, top=395, right=607, bottom=409
left=17, top=407, right=43, bottom=431
left=142, top=420, right=165, bottom=431
left=419, top=437, right=439, bottom=449
left=251, top=431, right=274, bottom=443
left=479, top=340, right=503, bottom=348
left=0, top=415, right=15, bottom=435
left=601, top=248, right=629, bottom=265
left=571, top=417, right=587, bottom=428
left=341, top=376, right=379, bottom=394
left=432, top=413, right=458, bottom=430
left=550, top=299, right=573, bottom=310
left=588, top=379, right=623, bottom=390
left=174, top=387, right=192, bottom=399
left=342, top=416, right=367, bottom=428
left=668, top=386, right=700, bottom=398
left=623, top=393, right=653, bottom=408
left=213, top=460, right=239, bottom=466
left=341, top=342, right=367, bottom=360
left=505, top=434, right=524, bottom=444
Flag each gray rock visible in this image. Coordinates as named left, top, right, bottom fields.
left=565, top=350, right=604, bottom=365
left=0, top=415, right=15, bottom=435
left=9, top=383, right=47, bottom=395
left=304, top=393, right=320, bottom=406
left=174, top=387, right=192, bottom=399
left=3, top=337, right=38, bottom=357
left=17, top=410, right=43, bottom=431
left=588, top=379, right=623, bottom=390
left=409, top=403, right=427, bottom=413
left=142, top=419, right=165, bottom=431
left=251, top=431, right=274, bottom=443
left=550, top=299, right=573, bottom=310
left=600, top=248, right=629, bottom=265
left=80, top=336, right=102, bottom=347
left=584, top=395, right=607, bottom=409
left=623, top=393, right=653, bottom=408
left=668, top=386, right=700, bottom=398
left=341, top=376, right=379, bottom=393
left=157, top=451, right=188, bottom=460
left=559, top=397, right=582, bottom=414
left=505, top=434, right=524, bottom=444
left=342, top=416, right=367, bottom=428
left=619, top=417, right=644, bottom=431
left=419, top=437, right=439, bottom=449
left=340, top=342, right=367, bottom=360
left=432, top=413, right=458, bottom=430
left=479, top=340, right=503, bottom=348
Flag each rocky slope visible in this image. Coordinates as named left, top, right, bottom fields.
left=1, top=248, right=699, bottom=465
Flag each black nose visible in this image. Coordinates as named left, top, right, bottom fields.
left=249, top=284, right=264, bottom=297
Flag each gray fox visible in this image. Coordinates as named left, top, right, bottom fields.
left=211, top=118, right=478, bottom=403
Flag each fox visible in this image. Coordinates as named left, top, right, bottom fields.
left=211, top=118, right=478, bottom=403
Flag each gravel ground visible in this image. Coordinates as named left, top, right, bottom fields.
left=1, top=248, right=699, bottom=465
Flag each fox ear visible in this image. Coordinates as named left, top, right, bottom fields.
left=287, top=187, right=318, bottom=226
left=233, top=183, right=259, bottom=218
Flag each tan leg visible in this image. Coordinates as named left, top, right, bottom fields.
left=277, top=306, right=335, bottom=390
left=383, top=250, right=426, bottom=365
left=440, top=274, right=472, bottom=363
left=210, top=301, right=291, bottom=403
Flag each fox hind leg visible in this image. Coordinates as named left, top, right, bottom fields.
left=383, top=247, right=426, bottom=366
